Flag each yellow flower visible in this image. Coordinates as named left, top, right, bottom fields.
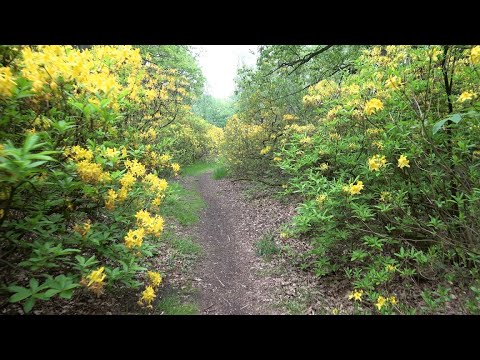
left=283, top=114, right=297, bottom=121
left=139, top=286, right=156, bottom=308
left=345, top=181, right=364, bottom=196
left=273, top=156, right=282, bottom=162
left=385, top=76, right=403, bottom=89
left=121, top=147, right=128, bottom=158
left=458, top=91, right=476, bottom=103
left=152, top=197, right=162, bottom=206
left=376, top=296, right=387, bottom=310
left=124, top=159, right=146, bottom=177
left=368, top=154, right=387, bottom=171
left=386, top=264, right=396, bottom=272
left=389, top=296, right=397, bottom=305
left=124, top=228, right=145, bottom=248
left=332, top=308, right=339, bottom=315
left=171, top=163, right=180, bottom=175
left=316, top=194, right=328, bottom=205
left=0, top=67, right=16, bottom=97
left=74, top=220, right=91, bottom=237
left=148, top=271, right=162, bottom=288
left=329, top=132, right=341, bottom=141
left=428, top=48, right=443, bottom=62
left=380, top=191, right=391, bottom=202
left=103, top=147, right=119, bottom=160
left=120, top=172, right=136, bottom=189
left=87, top=267, right=106, bottom=287
left=299, top=137, right=313, bottom=145
left=397, top=154, right=410, bottom=169
left=348, top=289, right=363, bottom=302
left=470, top=46, right=480, bottom=65
left=364, top=98, right=384, bottom=115
left=105, top=189, right=118, bottom=210
left=260, top=146, right=272, bottom=155
left=372, top=141, right=384, bottom=150
left=280, top=232, right=288, bottom=239
left=319, top=163, right=329, bottom=171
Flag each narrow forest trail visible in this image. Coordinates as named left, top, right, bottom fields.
left=178, top=171, right=295, bottom=315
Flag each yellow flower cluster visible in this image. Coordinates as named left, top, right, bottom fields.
left=458, top=91, right=476, bottom=103
left=319, top=163, right=329, bottom=171
left=368, top=154, right=387, bottom=172
left=124, top=159, right=146, bottom=177
left=470, top=46, right=480, bottom=65
left=76, top=161, right=111, bottom=184
left=348, top=289, right=363, bottom=302
left=105, top=189, right=118, bottom=210
left=376, top=295, right=397, bottom=310
left=299, top=137, right=313, bottom=145
left=260, top=146, right=272, bottom=155
left=143, top=174, right=168, bottom=200
left=135, top=210, right=164, bottom=237
left=171, top=163, right=180, bottom=176
left=65, top=146, right=94, bottom=162
left=385, top=76, right=403, bottom=90
left=0, top=67, right=16, bottom=97
left=303, top=79, right=339, bottom=106
left=329, top=132, right=341, bottom=141
left=82, top=266, right=106, bottom=296
left=316, top=194, right=328, bottom=205
left=74, top=220, right=91, bottom=237
left=124, top=228, right=146, bottom=248
left=364, top=98, right=384, bottom=115
left=380, top=191, right=392, bottom=203
left=343, top=181, right=364, bottom=196
left=103, top=147, right=119, bottom=160
left=148, top=271, right=163, bottom=288
left=397, top=154, right=410, bottom=169
left=283, top=114, right=298, bottom=121
left=138, top=285, right=156, bottom=308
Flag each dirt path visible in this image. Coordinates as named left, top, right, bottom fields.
left=180, top=171, right=295, bottom=315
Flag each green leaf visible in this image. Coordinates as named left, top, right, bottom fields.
left=44, top=289, right=61, bottom=298
left=450, top=114, right=462, bottom=123
left=59, top=289, right=74, bottom=299
left=23, top=297, right=35, bottom=313
left=29, top=278, right=39, bottom=291
left=432, top=119, right=449, bottom=135
left=9, top=290, right=32, bottom=303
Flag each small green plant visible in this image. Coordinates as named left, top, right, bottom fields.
left=213, top=165, right=228, bottom=180
left=255, top=233, right=280, bottom=258
left=171, top=235, right=202, bottom=256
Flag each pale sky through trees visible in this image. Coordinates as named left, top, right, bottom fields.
left=191, top=45, right=258, bottom=99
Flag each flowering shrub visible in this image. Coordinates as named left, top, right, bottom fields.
left=0, top=45, right=222, bottom=313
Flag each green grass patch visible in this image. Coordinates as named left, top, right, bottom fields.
left=182, top=162, right=217, bottom=176
left=255, top=233, right=280, bottom=259
left=171, top=235, right=202, bottom=256
left=161, top=182, right=205, bottom=225
left=157, top=294, right=199, bottom=315
left=213, top=165, right=228, bottom=180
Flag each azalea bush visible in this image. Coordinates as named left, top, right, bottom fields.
left=226, top=45, right=480, bottom=313
left=0, top=45, right=222, bottom=313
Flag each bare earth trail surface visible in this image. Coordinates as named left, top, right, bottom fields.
left=179, top=171, right=296, bottom=315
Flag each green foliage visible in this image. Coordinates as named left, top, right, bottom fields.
left=212, top=165, right=228, bottom=180
left=157, top=294, right=199, bottom=315
left=255, top=233, right=280, bottom=259
left=0, top=45, right=221, bottom=314
left=192, top=94, right=237, bottom=127
left=229, top=44, right=480, bottom=313
left=160, top=183, right=205, bottom=225
left=182, top=161, right=217, bottom=176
